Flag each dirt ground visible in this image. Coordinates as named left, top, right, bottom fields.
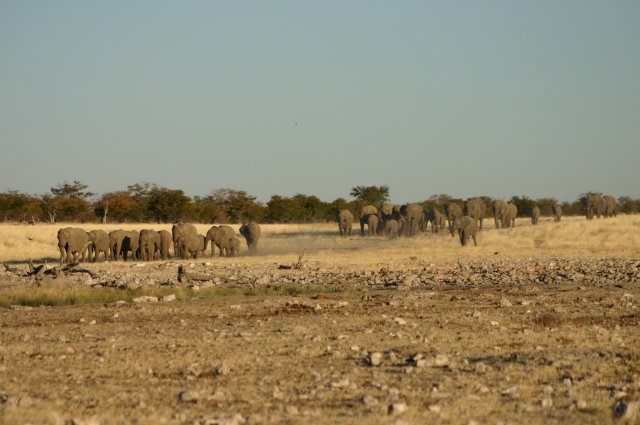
left=1, top=252, right=639, bottom=425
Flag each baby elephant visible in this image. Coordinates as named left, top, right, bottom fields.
left=384, top=219, right=399, bottom=239
left=450, top=216, right=477, bottom=247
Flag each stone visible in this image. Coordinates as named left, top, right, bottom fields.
left=178, top=390, right=200, bottom=403
left=388, top=402, right=408, bottom=415
left=161, top=293, right=176, bottom=302
left=499, top=298, right=513, bottom=307
left=362, top=395, right=379, bottom=406
left=132, top=296, right=158, bottom=304
left=368, top=352, right=383, bottom=367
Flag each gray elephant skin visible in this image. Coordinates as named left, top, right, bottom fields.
left=139, top=229, right=161, bottom=261
left=58, top=227, right=91, bottom=263
left=531, top=206, right=540, bottom=225
left=552, top=204, right=562, bottom=222
left=384, top=219, right=399, bottom=239
left=205, top=225, right=236, bottom=257
left=337, top=209, right=354, bottom=237
left=158, top=230, right=172, bottom=259
left=464, top=198, right=486, bottom=230
left=177, top=233, right=206, bottom=259
left=240, top=223, right=261, bottom=255
left=88, top=229, right=110, bottom=262
left=359, top=205, right=378, bottom=236
left=492, top=200, right=508, bottom=229
left=450, top=216, right=478, bottom=247
left=400, top=203, right=423, bottom=237
left=109, top=230, right=140, bottom=261
left=445, top=203, right=463, bottom=230
left=172, top=223, right=198, bottom=258
left=426, top=209, right=446, bottom=233
left=603, top=195, right=617, bottom=218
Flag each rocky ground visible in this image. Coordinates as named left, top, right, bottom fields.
left=1, top=256, right=639, bottom=424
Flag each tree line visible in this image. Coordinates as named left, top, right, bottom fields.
left=0, top=181, right=638, bottom=224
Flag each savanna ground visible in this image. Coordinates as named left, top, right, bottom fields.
left=1, top=216, right=639, bottom=424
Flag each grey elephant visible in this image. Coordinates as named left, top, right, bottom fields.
left=158, top=230, right=172, bottom=259
left=552, top=204, right=562, bottom=222
left=384, top=219, right=399, bottom=239
left=450, top=216, right=478, bottom=247
left=400, top=203, right=423, bottom=237
left=109, top=230, right=139, bottom=261
left=58, top=227, right=91, bottom=263
left=503, top=203, right=518, bottom=228
left=584, top=194, right=605, bottom=219
left=337, top=209, right=354, bottom=237
left=239, top=223, right=261, bottom=255
left=139, top=229, right=161, bottom=261
left=366, top=214, right=379, bottom=236
left=177, top=233, right=206, bottom=259
left=464, top=198, right=486, bottom=230
left=229, top=237, right=241, bottom=257
left=444, top=203, right=463, bottom=231
left=172, top=222, right=198, bottom=258
left=492, top=200, right=509, bottom=229
left=204, top=225, right=236, bottom=257
left=531, top=206, right=540, bottom=225
left=603, top=195, right=617, bottom=218
left=425, top=209, right=446, bottom=233
left=359, top=205, right=378, bottom=236
left=88, top=229, right=110, bottom=262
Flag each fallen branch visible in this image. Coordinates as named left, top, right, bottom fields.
left=3, top=263, right=18, bottom=274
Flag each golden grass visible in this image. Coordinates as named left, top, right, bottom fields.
left=0, top=215, right=638, bottom=264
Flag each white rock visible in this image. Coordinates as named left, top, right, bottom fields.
left=161, top=293, right=176, bottom=302
left=388, top=402, right=408, bottom=415
left=132, top=296, right=158, bottom=304
left=368, top=352, right=383, bottom=367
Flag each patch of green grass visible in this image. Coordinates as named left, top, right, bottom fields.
left=0, top=283, right=346, bottom=308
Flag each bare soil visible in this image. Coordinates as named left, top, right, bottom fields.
left=1, top=254, right=639, bottom=425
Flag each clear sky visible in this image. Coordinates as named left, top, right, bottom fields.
left=1, top=1, right=638, bottom=203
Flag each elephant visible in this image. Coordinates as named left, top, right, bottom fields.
left=139, top=229, right=161, bottom=261
left=585, top=194, right=605, bottom=219
left=400, top=203, right=423, bottom=237
left=359, top=205, right=378, bottom=236
left=464, top=198, right=486, bottom=230
left=109, top=230, right=140, bottom=261
left=450, top=216, right=478, bottom=247
left=531, top=206, right=540, bottom=225
left=493, top=200, right=509, bottom=229
left=504, top=203, right=518, bottom=228
left=337, top=209, right=354, bottom=237
left=158, top=230, right=172, bottom=259
left=204, top=225, right=236, bottom=257
left=552, top=204, right=562, bottom=222
left=229, top=237, right=241, bottom=257
left=239, top=223, right=261, bottom=255
left=88, top=229, right=110, bottom=262
left=366, top=214, right=379, bottom=236
left=603, top=195, right=617, bottom=218
left=172, top=222, right=198, bottom=258
left=384, top=219, right=399, bottom=239
left=425, top=209, right=446, bottom=233
left=444, top=203, right=463, bottom=231
left=177, top=233, right=206, bottom=259
left=57, top=227, right=91, bottom=263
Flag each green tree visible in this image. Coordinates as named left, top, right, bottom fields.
left=146, top=188, right=191, bottom=223
left=349, top=185, right=390, bottom=208
left=211, top=188, right=265, bottom=223
left=50, top=181, right=94, bottom=199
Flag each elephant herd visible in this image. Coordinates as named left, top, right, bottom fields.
left=336, top=195, right=616, bottom=247
left=56, top=222, right=261, bottom=264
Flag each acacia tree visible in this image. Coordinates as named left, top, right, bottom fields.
left=146, top=187, right=191, bottom=223
left=41, top=181, right=94, bottom=222
left=350, top=185, right=390, bottom=209
left=211, top=188, right=265, bottom=223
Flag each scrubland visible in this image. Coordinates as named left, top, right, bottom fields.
left=1, top=215, right=639, bottom=424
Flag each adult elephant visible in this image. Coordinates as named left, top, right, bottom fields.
left=139, top=229, right=161, bottom=261
left=359, top=205, right=378, bottom=236
left=400, top=203, right=423, bottom=237
left=57, top=227, right=91, bottom=263
left=425, top=209, right=446, bottom=233
left=384, top=219, right=399, bottom=239
left=531, top=206, right=540, bottom=225
left=172, top=222, right=198, bottom=258
left=585, top=194, right=605, bottom=219
left=158, top=230, right=172, bottom=259
left=205, top=225, right=236, bottom=257
left=88, top=229, right=110, bottom=262
left=239, top=223, right=261, bottom=255
left=504, top=203, right=518, bottom=228
left=450, top=216, right=478, bottom=247
left=109, top=230, right=139, bottom=261
left=366, top=214, right=379, bottom=236
left=444, top=203, right=463, bottom=231
left=336, top=209, right=354, bottom=237
left=493, top=200, right=509, bottom=229
left=603, top=195, right=617, bottom=218
left=177, top=233, right=206, bottom=259
left=552, top=204, right=562, bottom=222
left=464, top=198, right=486, bottom=230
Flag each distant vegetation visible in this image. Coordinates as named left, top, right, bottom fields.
left=0, top=181, right=638, bottom=224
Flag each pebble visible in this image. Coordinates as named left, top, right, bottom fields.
left=388, top=402, right=408, bottom=415
left=178, top=390, right=200, bottom=403
left=132, top=296, right=158, bottom=304
left=368, top=352, right=383, bottom=367
left=161, top=293, right=176, bottom=302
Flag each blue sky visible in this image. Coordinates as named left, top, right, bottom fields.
left=1, top=1, right=638, bottom=203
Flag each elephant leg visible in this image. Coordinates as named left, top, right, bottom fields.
left=472, top=233, right=477, bottom=246
left=58, top=245, right=67, bottom=264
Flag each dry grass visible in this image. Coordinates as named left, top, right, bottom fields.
left=0, top=215, right=638, bottom=264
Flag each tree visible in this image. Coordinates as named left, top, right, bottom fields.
left=210, top=188, right=265, bottom=223
left=510, top=196, right=535, bottom=217
left=50, top=181, right=94, bottom=199
left=191, top=196, right=219, bottom=223
left=146, top=187, right=191, bottom=223
left=94, top=191, right=137, bottom=223
left=349, top=185, right=390, bottom=208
